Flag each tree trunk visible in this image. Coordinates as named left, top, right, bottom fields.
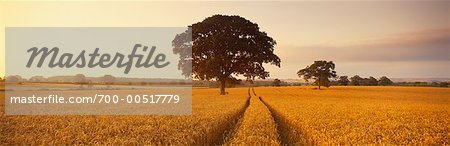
left=220, top=79, right=226, bottom=95
left=318, top=77, right=321, bottom=90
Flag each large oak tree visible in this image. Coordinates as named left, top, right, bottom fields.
left=173, top=15, right=281, bottom=95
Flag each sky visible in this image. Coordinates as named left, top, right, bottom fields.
left=0, top=1, right=449, bottom=79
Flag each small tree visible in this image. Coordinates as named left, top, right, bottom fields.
left=102, top=75, right=116, bottom=85
left=350, top=75, right=363, bottom=86
left=225, top=78, right=242, bottom=88
left=74, top=74, right=87, bottom=87
left=337, top=76, right=350, bottom=86
left=6, top=75, right=23, bottom=82
left=29, top=76, right=46, bottom=82
left=362, top=76, right=378, bottom=86
left=431, top=82, right=440, bottom=87
left=439, top=82, right=449, bottom=87
left=273, top=78, right=282, bottom=86
left=297, top=60, right=337, bottom=89
left=378, top=76, right=393, bottom=86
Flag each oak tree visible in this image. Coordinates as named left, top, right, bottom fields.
left=173, top=15, right=281, bottom=95
left=297, top=61, right=337, bottom=89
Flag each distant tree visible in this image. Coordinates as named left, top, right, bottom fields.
left=378, top=76, right=393, bottom=86
left=297, top=60, right=337, bottom=89
left=74, top=74, right=87, bottom=86
left=29, top=76, right=46, bottom=82
left=173, top=15, right=281, bottom=95
left=337, top=76, right=350, bottom=86
left=6, top=75, right=23, bottom=82
left=0, top=77, right=2, bottom=82
left=431, top=82, right=440, bottom=87
left=362, top=76, right=378, bottom=86
left=350, top=75, right=363, bottom=86
left=102, top=75, right=116, bottom=85
left=329, top=80, right=339, bottom=86
left=226, top=78, right=242, bottom=88
left=320, top=78, right=332, bottom=88
left=439, top=82, right=449, bottom=87
left=273, top=78, right=282, bottom=86
left=369, top=76, right=379, bottom=86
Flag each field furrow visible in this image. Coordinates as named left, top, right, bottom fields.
left=261, top=96, right=304, bottom=145
left=224, top=94, right=281, bottom=145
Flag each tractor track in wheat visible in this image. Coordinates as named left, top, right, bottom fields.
left=222, top=89, right=282, bottom=145
left=260, top=97, right=305, bottom=146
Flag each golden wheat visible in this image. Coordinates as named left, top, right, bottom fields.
left=225, top=95, right=280, bottom=145
left=259, top=86, right=450, bottom=145
left=0, top=88, right=248, bottom=145
left=1, top=86, right=449, bottom=145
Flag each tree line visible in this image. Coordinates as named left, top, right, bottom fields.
left=293, top=60, right=382, bottom=89
left=333, top=75, right=393, bottom=86
left=295, top=60, right=449, bottom=89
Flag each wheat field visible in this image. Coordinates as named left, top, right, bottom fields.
left=1, top=86, right=449, bottom=145
left=225, top=96, right=280, bottom=145
left=259, top=86, right=450, bottom=145
left=0, top=88, right=249, bottom=145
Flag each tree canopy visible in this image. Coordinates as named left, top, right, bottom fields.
left=337, top=76, right=350, bottom=86
left=378, top=76, right=394, bottom=86
left=272, top=78, right=282, bottom=87
left=350, top=75, right=363, bottom=86
left=101, top=75, right=116, bottom=85
left=297, top=60, right=337, bottom=89
left=173, top=15, right=280, bottom=95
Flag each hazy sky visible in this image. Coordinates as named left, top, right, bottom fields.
left=0, top=1, right=449, bottom=79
